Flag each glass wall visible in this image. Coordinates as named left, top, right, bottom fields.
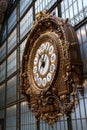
left=61, top=0, right=87, bottom=26
left=0, top=61, right=6, bottom=83
left=20, top=101, right=36, bottom=130
left=39, top=118, right=68, bottom=130
left=35, top=0, right=57, bottom=13
left=6, top=105, right=16, bottom=130
left=20, top=39, right=26, bottom=66
left=0, top=84, right=5, bottom=107
left=7, top=28, right=17, bottom=53
left=0, top=110, right=4, bottom=119
left=0, top=109, right=4, bottom=129
left=76, top=24, right=87, bottom=76
left=20, top=0, right=32, bottom=17
left=7, top=76, right=17, bottom=104
left=0, top=41, right=6, bottom=62
left=8, top=8, right=17, bottom=33
left=1, top=24, right=6, bottom=43
left=20, top=7, right=33, bottom=40
left=7, top=50, right=17, bottom=77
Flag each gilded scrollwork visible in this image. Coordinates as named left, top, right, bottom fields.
left=20, top=11, right=82, bottom=125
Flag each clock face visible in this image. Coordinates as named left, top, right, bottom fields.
left=28, top=35, right=58, bottom=91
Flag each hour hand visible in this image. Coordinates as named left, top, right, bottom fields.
left=40, top=61, right=45, bottom=69
left=38, top=53, right=41, bottom=59
left=42, top=54, right=45, bottom=61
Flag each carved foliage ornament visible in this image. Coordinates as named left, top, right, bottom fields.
left=20, top=10, right=82, bottom=125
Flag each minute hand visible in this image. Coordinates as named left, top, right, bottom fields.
left=44, top=54, right=47, bottom=63
left=42, top=54, right=45, bottom=61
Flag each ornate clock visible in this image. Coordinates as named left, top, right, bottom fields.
left=20, top=11, right=82, bottom=125
left=28, top=33, right=59, bottom=94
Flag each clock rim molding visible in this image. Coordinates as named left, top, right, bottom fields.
left=20, top=11, right=82, bottom=125
left=28, top=33, right=60, bottom=94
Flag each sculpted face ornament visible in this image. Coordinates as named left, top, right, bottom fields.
left=20, top=10, right=82, bottom=125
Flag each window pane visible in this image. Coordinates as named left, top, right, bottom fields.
left=82, top=119, right=87, bottom=130
left=7, top=50, right=17, bottom=77
left=73, top=1, right=78, bottom=15
left=79, top=99, right=85, bottom=118
left=64, top=0, right=68, bottom=9
left=77, top=120, right=82, bottom=130
left=6, top=105, right=16, bottom=130
left=76, top=29, right=82, bottom=44
left=20, top=101, right=36, bottom=130
left=69, top=0, right=72, bottom=6
left=72, top=120, right=77, bottom=130
left=62, top=12, right=66, bottom=19
left=83, top=61, right=87, bottom=74
left=20, top=0, right=32, bottom=17
left=83, top=0, right=87, bottom=8
left=61, top=0, right=86, bottom=26
left=35, top=0, right=57, bottom=14
left=1, top=25, right=6, bottom=42
left=61, top=1, right=65, bottom=13
left=83, top=43, right=87, bottom=60
left=0, top=84, right=5, bottom=107
left=81, top=26, right=87, bottom=42
left=76, top=24, right=87, bottom=76
left=0, top=61, right=6, bottom=83
left=75, top=105, right=80, bottom=118
left=0, top=41, right=6, bottom=62
left=0, top=109, right=4, bottom=129
left=78, top=0, right=82, bottom=12
left=20, top=39, right=26, bottom=65
left=66, top=9, right=69, bottom=18
left=20, top=8, right=33, bottom=40
left=79, top=11, right=84, bottom=22
left=69, top=5, right=73, bottom=19
left=7, top=28, right=17, bottom=53
left=8, top=8, right=17, bottom=33
left=7, top=76, right=16, bottom=104
left=0, top=109, right=4, bottom=118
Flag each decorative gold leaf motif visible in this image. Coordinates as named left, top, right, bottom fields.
left=20, top=11, right=82, bottom=125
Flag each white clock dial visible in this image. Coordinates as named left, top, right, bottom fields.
left=49, top=45, right=54, bottom=54
left=38, top=77, right=42, bottom=86
left=42, top=78, right=47, bottom=87
left=50, top=53, right=56, bottom=63
left=40, top=43, right=45, bottom=52
left=47, top=73, right=52, bottom=82
left=32, top=41, right=57, bottom=88
left=33, top=66, right=37, bottom=73
left=36, top=49, right=41, bottom=57
left=50, top=64, right=55, bottom=73
left=46, top=42, right=50, bottom=51
left=38, top=54, right=49, bottom=75
left=34, top=57, right=38, bottom=65
left=34, top=73, right=38, bottom=81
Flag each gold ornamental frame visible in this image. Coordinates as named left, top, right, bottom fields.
left=20, top=10, right=82, bottom=125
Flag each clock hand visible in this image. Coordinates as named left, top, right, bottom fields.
left=40, top=61, right=45, bottom=69
left=42, top=54, right=45, bottom=61
left=40, top=62, right=42, bottom=69
left=44, top=55, right=47, bottom=62
left=38, top=53, right=41, bottom=59
left=40, top=54, right=45, bottom=68
left=40, top=62, right=44, bottom=75
left=42, top=61, right=45, bottom=68
left=39, top=54, right=46, bottom=74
